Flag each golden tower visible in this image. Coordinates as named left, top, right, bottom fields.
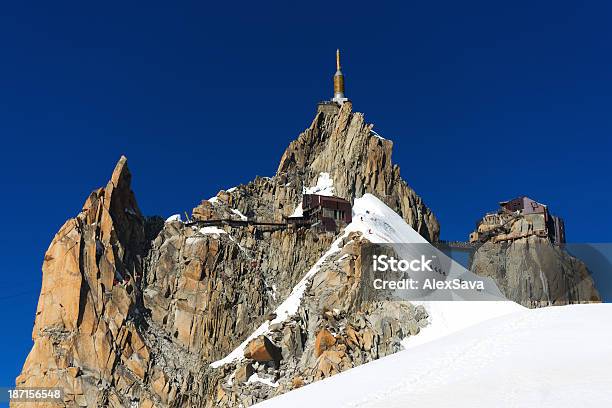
left=332, top=49, right=348, bottom=104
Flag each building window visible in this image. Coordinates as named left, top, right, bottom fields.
left=323, top=208, right=334, bottom=218
left=321, top=208, right=346, bottom=220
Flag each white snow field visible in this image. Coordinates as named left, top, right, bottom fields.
left=255, top=303, right=612, bottom=408
left=400, top=300, right=525, bottom=350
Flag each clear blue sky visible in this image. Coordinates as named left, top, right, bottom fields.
left=1, top=0, right=611, bottom=393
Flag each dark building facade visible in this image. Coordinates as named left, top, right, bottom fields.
left=499, top=196, right=566, bottom=244
left=288, top=194, right=352, bottom=232
left=500, top=196, right=547, bottom=215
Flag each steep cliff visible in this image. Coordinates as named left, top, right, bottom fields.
left=15, top=156, right=149, bottom=407
left=15, top=104, right=439, bottom=407
left=469, top=216, right=601, bottom=307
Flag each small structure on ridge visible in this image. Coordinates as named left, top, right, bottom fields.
left=288, top=194, right=352, bottom=232
left=469, top=196, right=565, bottom=244
left=318, top=49, right=350, bottom=115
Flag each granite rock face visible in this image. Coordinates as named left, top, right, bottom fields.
left=279, top=103, right=439, bottom=242
left=469, top=217, right=601, bottom=308
left=212, top=231, right=429, bottom=407
left=15, top=104, right=438, bottom=407
left=193, top=102, right=439, bottom=242
left=15, top=156, right=149, bottom=407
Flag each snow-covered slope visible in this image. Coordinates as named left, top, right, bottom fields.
left=256, top=303, right=612, bottom=408
left=401, top=300, right=524, bottom=350
left=212, top=193, right=380, bottom=368
left=212, top=193, right=518, bottom=368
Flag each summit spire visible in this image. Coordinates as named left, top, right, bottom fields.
left=332, top=49, right=348, bottom=104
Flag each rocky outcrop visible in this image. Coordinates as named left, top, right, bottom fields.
left=16, top=104, right=438, bottom=407
left=15, top=156, right=149, bottom=407
left=193, top=102, right=439, bottom=242
left=244, top=337, right=281, bottom=364
left=277, top=102, right=438, bottom=242
left=469, top=217, right=601, bottom=308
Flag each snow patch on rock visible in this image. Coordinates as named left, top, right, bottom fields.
left=165, top=214, right=182, bottom=223
left=231, top=208, right=248, bottom=221
left=304, top=172, right=334, bottom=196
left=247, top=373, right=279, bottom=388
left=289, top=202, right=303, bottom=218
left=199, top=226, right=227, bottom=236
left=370, top=129, right=387, bottom=140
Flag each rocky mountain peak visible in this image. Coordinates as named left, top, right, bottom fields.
left=197, top=102, right=439, bottom=242
left=110, top=155, right=130, bottom=188
left=17, top=155, right=150, bottom=406
left=107, top=155, right=138, bottom=212
left=15, top=105, right=441, bottom=407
